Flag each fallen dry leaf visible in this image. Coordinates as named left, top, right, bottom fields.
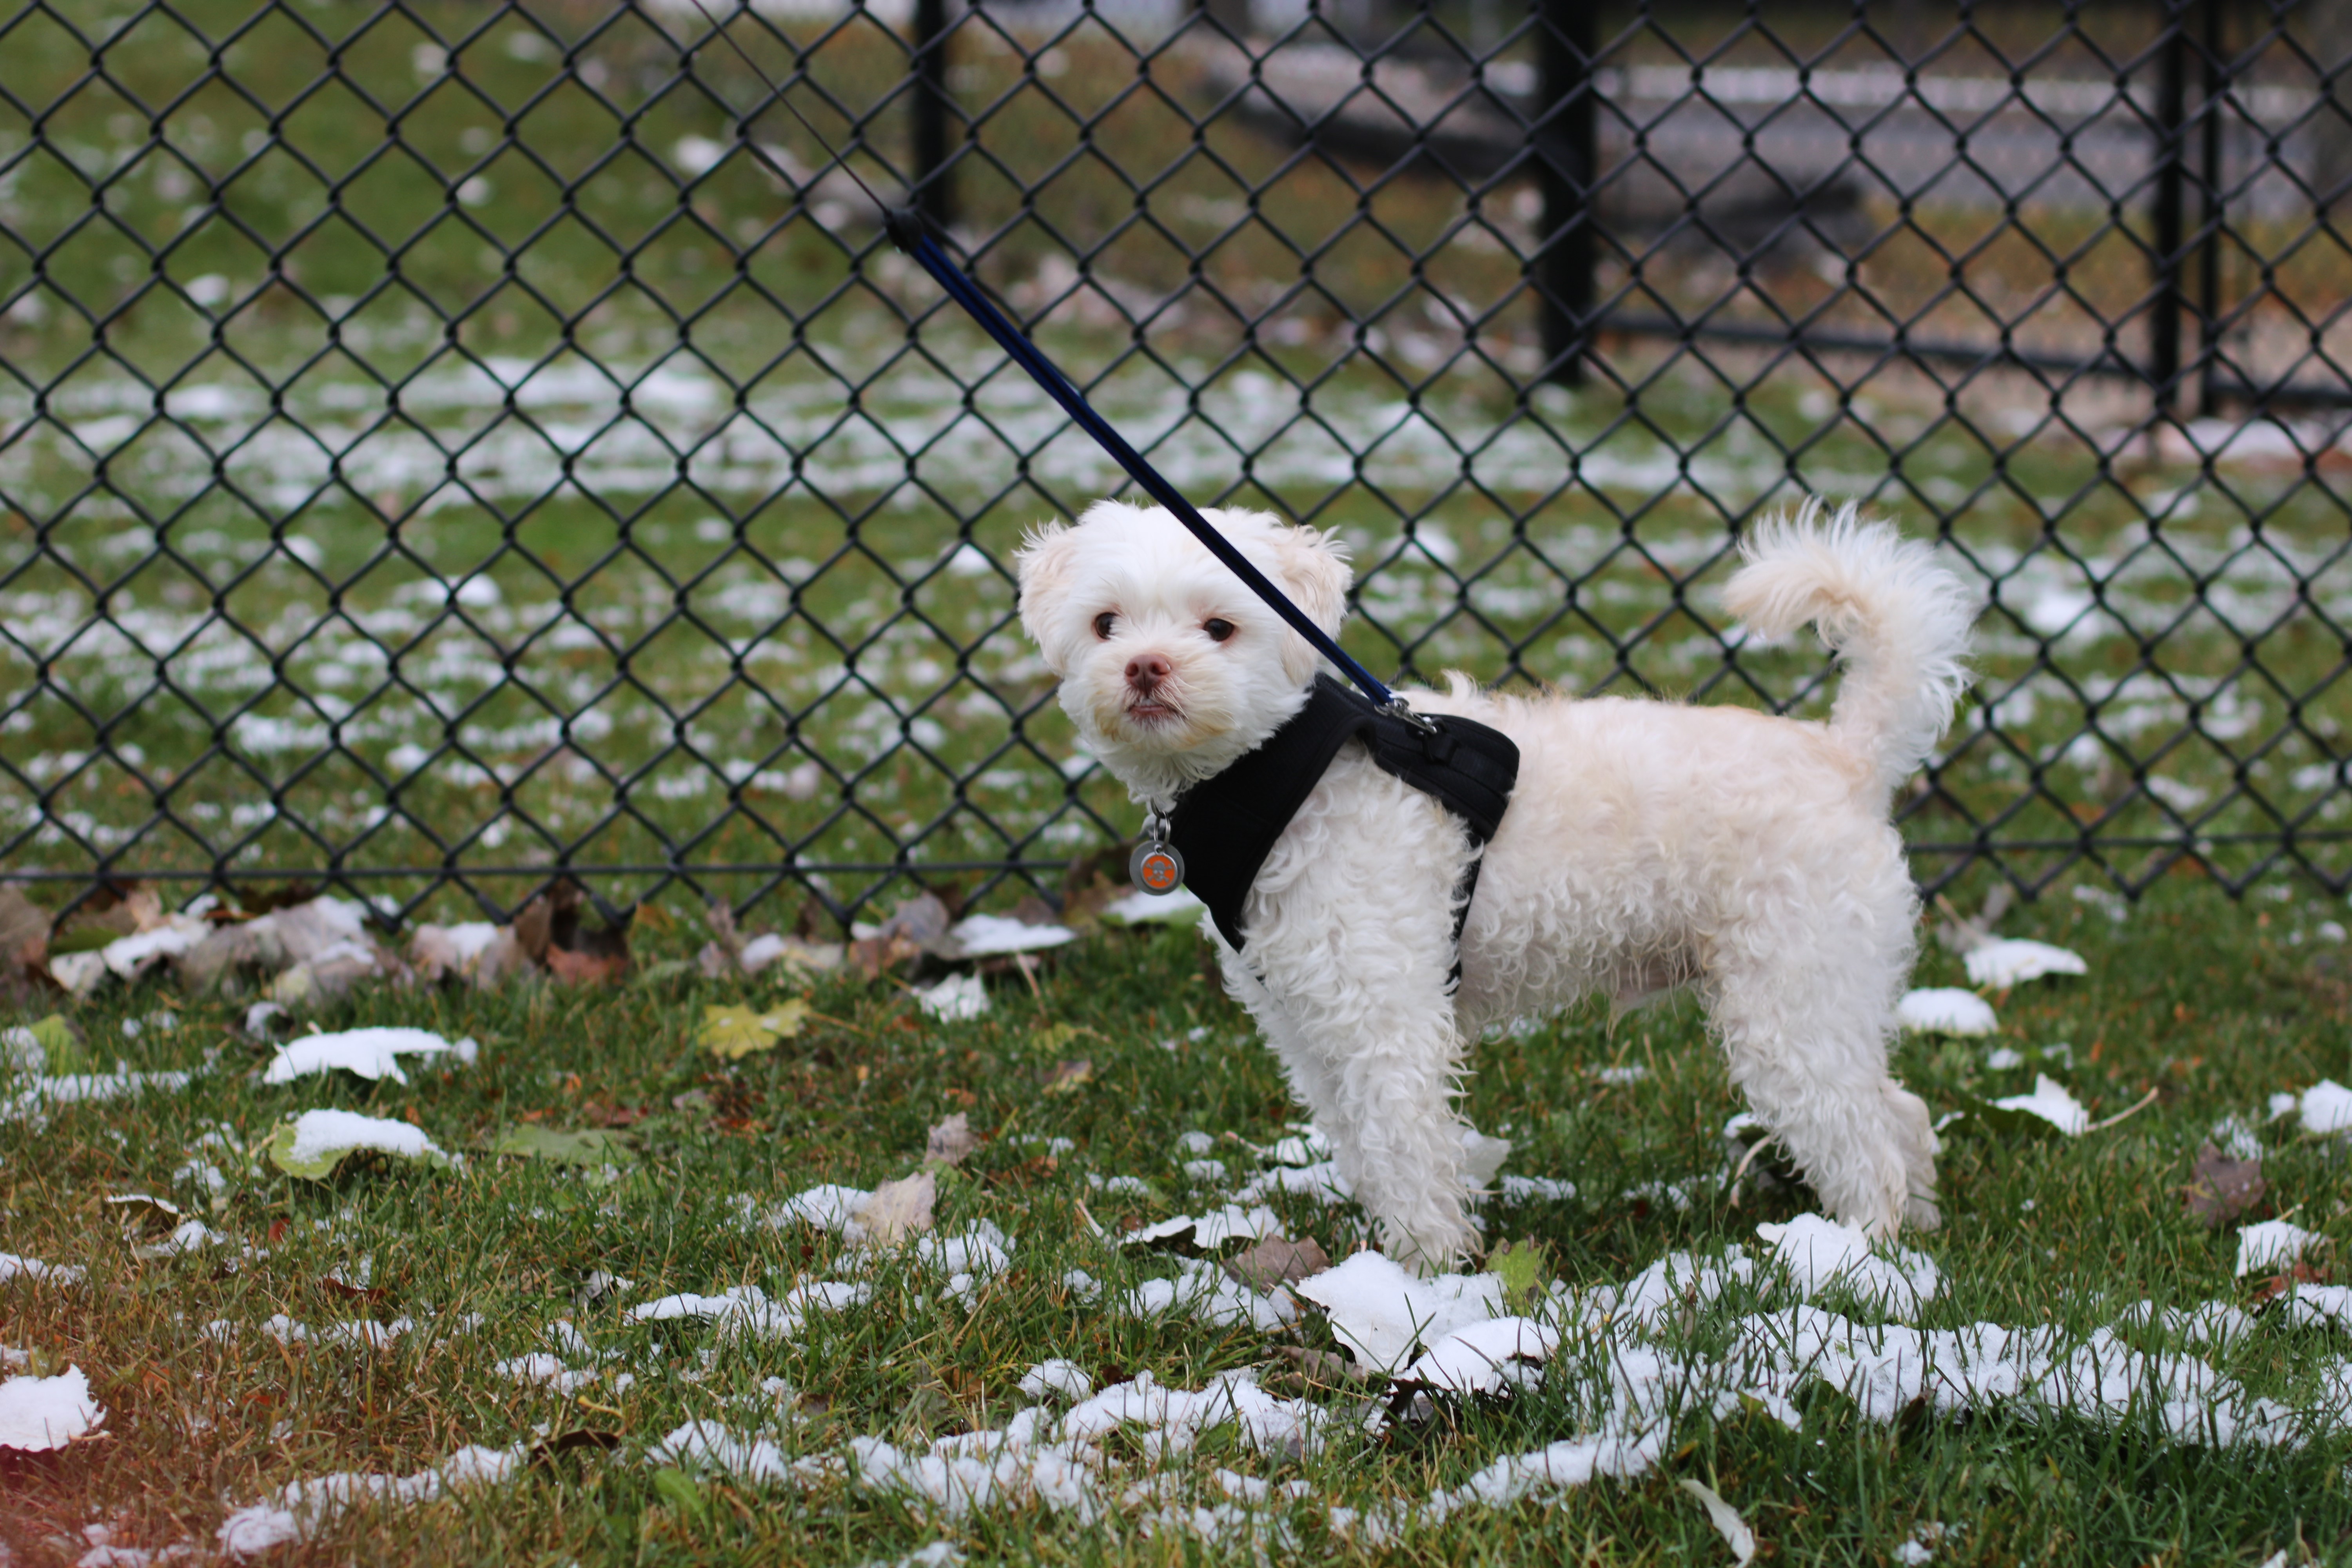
left=1043, top=1058, right=1093, bottom=1094
left=1223, top=1235, right=1330, bottom=1292
left=0, top=887, right=46, bottom=965
left=854, top=1169, right=936, bottom=1244
left=2250, top=1256, right=2331, bottom=1307
left=514, top=895, right=555, bottom=963
left=2185, top=1142, right=2266, bottom=1229
left=699, top=1001, right=810, bottom=1061
left=924, top=1112, right=978, bottom=1167
left=546, top=947, right=627, bottom=985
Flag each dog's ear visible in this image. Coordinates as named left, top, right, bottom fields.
left=1015, top=522, right=1085, bottom=676
left=1261, top=524, right=1353, bottom=684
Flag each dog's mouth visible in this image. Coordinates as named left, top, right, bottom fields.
left=1124, top=695, right=1181, bottom=725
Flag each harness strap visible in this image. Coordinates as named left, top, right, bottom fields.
left=1165, top=677, right=1520, bottom=982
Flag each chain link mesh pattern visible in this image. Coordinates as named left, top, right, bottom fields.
left=2, top=0, right=2348, bottom=926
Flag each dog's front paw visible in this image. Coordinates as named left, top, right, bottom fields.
left=1903, top=1193, right=1943, bottom=1232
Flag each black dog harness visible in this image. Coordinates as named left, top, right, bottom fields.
left=1160, top=676, right=1520, bottom=972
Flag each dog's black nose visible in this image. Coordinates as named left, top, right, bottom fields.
left=1126, top=653, right=1171, bottom=691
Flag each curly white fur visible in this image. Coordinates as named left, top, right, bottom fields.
left=1016, top=498, right=1975, bottom=1274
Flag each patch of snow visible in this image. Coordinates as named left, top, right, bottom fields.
left=1400, top=1317, right=1559, bottom=1395
left=2236, top=1220, right=2319, bottom=1277
left=282, top=1109, right=444, bottom=1166
left=1896, top=988, right=1998, bottom=1036
left=0, top=1365, right=105, bottom=1451
left=1756, top=1214, right=1940, bottom=1318
left=0, top=1253, right=86, bottom=1285
left=2298, top=1080, right=2352, bottom=1136
left=1991, top=1074, right=2089, bottom=1135
left=262, top=1027, right=460, bottom=1085
left=913, top=974, right=990, bottom=1021
left=1099, top=887, right=1206, bottom=924
left=216, top=1444, right=524, bottom=1555
left=1293, top=1251, right=1506, bottom=1371
left=1964, top=938, right=2087, bottom=988
left=1017, top=1359, right=1095, bottom=1402
left=948, top=914, right=1076, bottom=956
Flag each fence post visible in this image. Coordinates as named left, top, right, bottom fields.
left=1534, top=0, right=1596, bottom=387
left=2148, top=0, right=2190, bottom=410
left=2196, top=0, right=2223, bottom=410
left=911, top=0, right=956, bottom=228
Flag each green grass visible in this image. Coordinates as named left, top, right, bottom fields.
left=6, top=872, right=2352, bottom=1563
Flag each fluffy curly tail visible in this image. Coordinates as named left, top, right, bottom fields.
left=1723, top=502, right=1976, bottom=796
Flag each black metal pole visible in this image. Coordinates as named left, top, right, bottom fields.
left=911, top=0, right=955, bottom=229
left=2196, top=0, right=2223, bottom=412
left=2149, top=0, right=2190, bottom=410
left=1535, top=0, right=1596, bottom=387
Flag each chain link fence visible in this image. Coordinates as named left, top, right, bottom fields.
left=3, top=0, right=2349, bottom=928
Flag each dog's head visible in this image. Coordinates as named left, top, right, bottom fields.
left=1015, top=501, right=1352, bottom=799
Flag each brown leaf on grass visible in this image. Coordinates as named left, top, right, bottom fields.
left=546, top=946, right=627, bottom=985
left=854, top=1169, right=936, bottom=1244
left=316, top=1275, right=390, bottom=1305
left=520, top=880, right=630, bottom=984
left=0, top=887, right=52, bottom=998
left=698, top=898, right=745, bottom=979
left=2184, top=1142, right=2266, bottom=1229
left=1042, top=1058, right=1093, bottom=1094
left=846, top=933, right=922, bottom=981
left=529, top=1429, right=624, bottom=1465
left=231, top=882, right=320, bottom=916
left=924, top=1112, right=978, bottom=1167
left=1273, top=1344, right=1365, bottom=1386
left=513, top=892, right=555, bottom=963
left=2250, top=1257, right=2331, bottom=1307
left=53, top=885, right=140, bottom=953
left=1223, top=1236, right=1331, bottom=1292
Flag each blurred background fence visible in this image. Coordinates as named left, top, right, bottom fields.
left=4, top=0, right=2351, bottom=928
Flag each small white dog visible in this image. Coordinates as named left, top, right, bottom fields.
left=1018, top=499, right=1974, bottom=1272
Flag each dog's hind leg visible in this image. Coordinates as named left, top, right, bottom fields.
left=1706, top=911, right=1939, bottom=1238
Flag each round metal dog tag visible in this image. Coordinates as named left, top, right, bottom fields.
left=1129, top=841, right=1185, bottom=896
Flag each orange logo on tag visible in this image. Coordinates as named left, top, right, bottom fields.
left=1137, top=850, right=1181, bottom=892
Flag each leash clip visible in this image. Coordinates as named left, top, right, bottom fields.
left=1379, top=695, right=1441, bottom=736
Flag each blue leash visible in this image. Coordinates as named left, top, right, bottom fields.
left=675, top=0, right=1404, bottom=713
left=875, top=208, right=1401, bottom=712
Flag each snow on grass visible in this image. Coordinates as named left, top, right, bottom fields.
left=1292, top=1251, right=1507, bottom=1371
left=1099, top=887, right=1206, bottom=924
left=913, top=974, right=990, bottom=1021
left=1755, top=1214, right=1941, bottom=1318
left=1963, top=938, right=2088, bottom=988
left=1125, top=1203, right=1285, bottom=1249
left=0, top=1365, right=105, bottom=1451
left=265, top=1109, right=453, bottom=1178
left=1116, top=1245, right=1299, bottom=1331
left=0, top=1252, right=86, bottom=1285
left=261, top=1027, right=471, bottom=1085
left=1991, top=1074, right=2091, bottom=1135
left=624, top=1280, right=871, bottom=1341
left=1399, top=1317, right=1560, bottom=1396
left=947, top=914, right=1076, bottom=956
left=4, top=1069, right=196, bottom=1122
left=2297, top=1079, right=2352, bottom=1136
left=2236, top=1219, right=2320, bottom=1276
left=1896, top=987, right=1998, bottom=1035
left=216, top=1444, right=527, bottom=1555
left=1017, top=1360, right=1095, bottom=1401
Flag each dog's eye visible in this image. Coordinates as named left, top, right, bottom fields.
left=1203, top=619, right=1234, bottom=642
left=1093, top=612, right=1116, bottom=640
